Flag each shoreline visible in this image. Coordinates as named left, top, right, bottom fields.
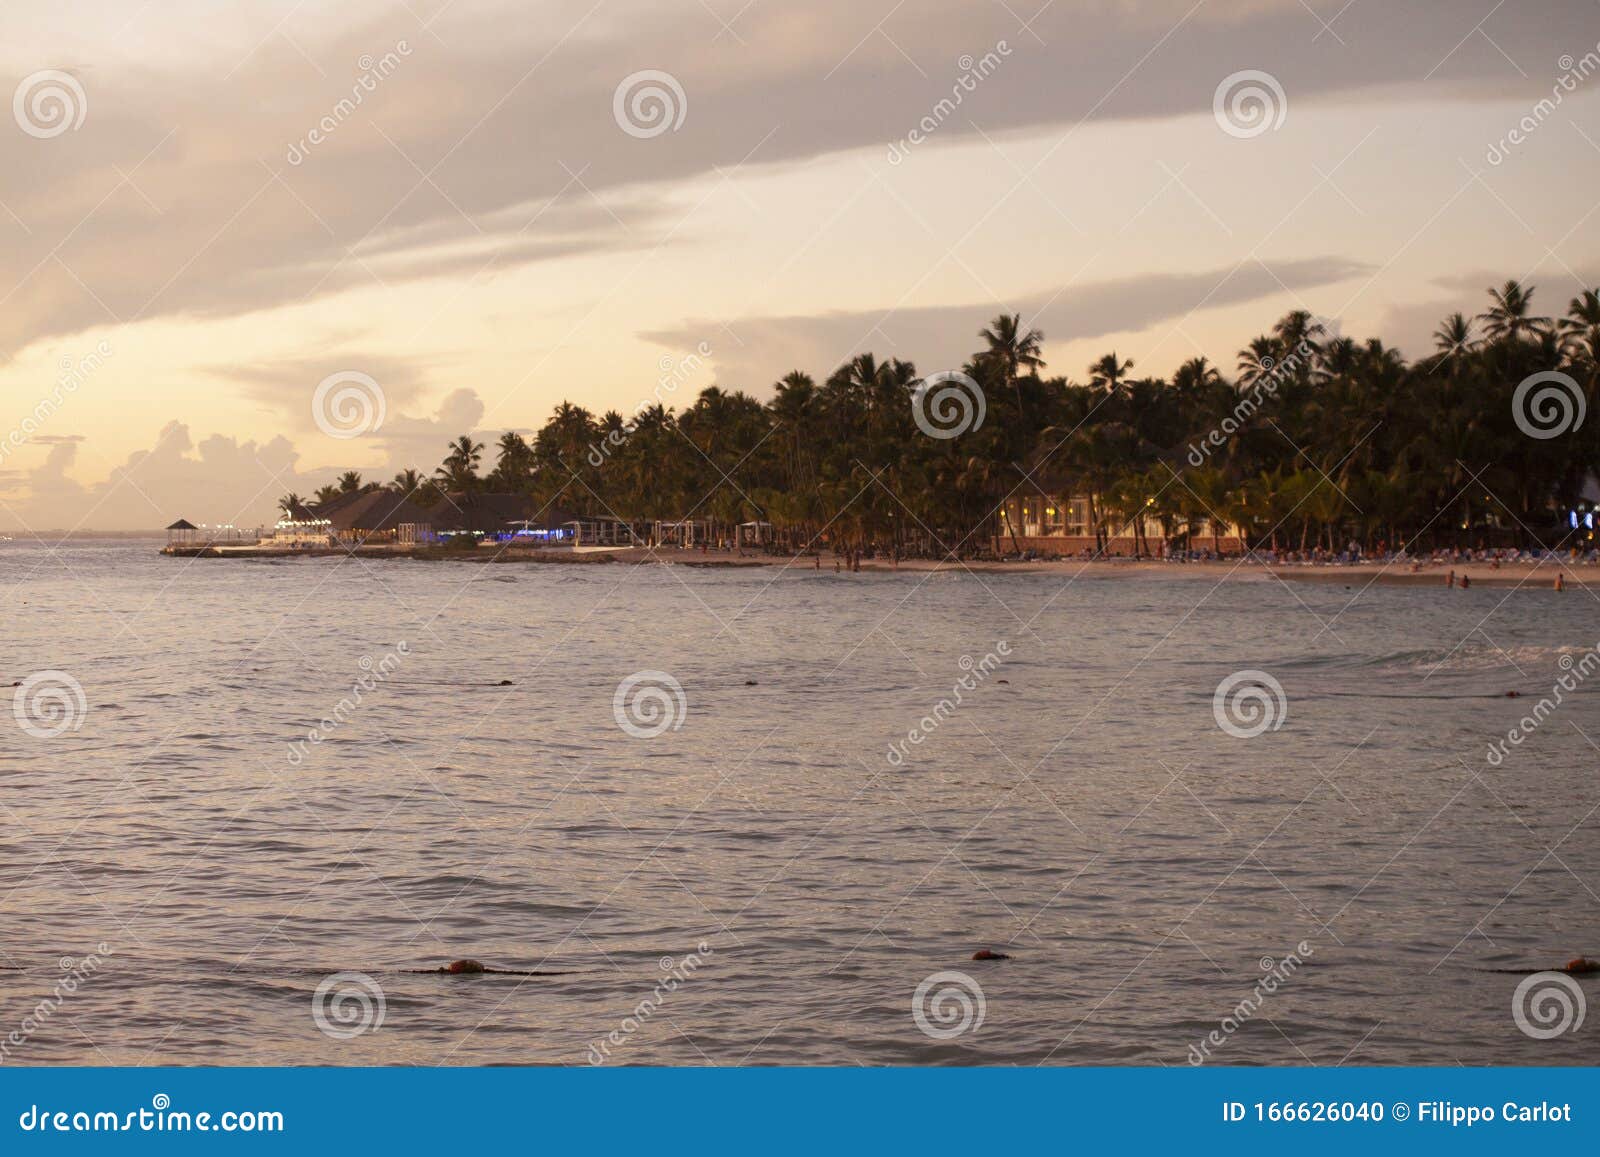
left=157, top=543, right=1592, bottom=588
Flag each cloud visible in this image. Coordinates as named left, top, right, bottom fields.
left=644, top=256, right=1371, bottom=386
left=0, top=1, right=1587, bottom=359
left=216, top=353, right=449, bottom=423
left=367, top=387, right=487, bottom=473
left=0, top=389, right=497, bottom=531
left=1377, top=264, right=1600, bottom=358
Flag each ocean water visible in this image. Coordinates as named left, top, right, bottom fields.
left=1, top=539, right=1595, bottom=1066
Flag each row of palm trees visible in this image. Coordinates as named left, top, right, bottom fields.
left=281, top=279, right=1600, bottom=557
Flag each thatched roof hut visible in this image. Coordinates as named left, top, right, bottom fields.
left=317, top=490, right=434, bottom=539
left=308, top=490, right=370, bottom=521
left=426, top=492, right=541, bottom=534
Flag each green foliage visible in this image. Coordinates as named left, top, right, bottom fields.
left=379, top=284, right=1600, bottom=557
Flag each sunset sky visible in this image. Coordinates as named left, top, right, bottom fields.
left=2, top=0, right=1598, bottom=529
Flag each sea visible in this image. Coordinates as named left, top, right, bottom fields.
left=2, top=539, right=1595, bottom=1065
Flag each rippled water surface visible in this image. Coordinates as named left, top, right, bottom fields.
left=2, top=540, right=1596, bottom=1065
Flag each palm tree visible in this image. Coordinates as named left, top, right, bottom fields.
left=979, top=313, right=1044, bottom=421
left=1272, top=310, right=1327, bottom=370
left=389, top=468, right=424, bottom=495
left=469, top=274, right=1600, bottom=559
left=277, top=492, right=303, bottom=517
left=1236, top=335, right=1284, bottom=388
left=1432, top=312, right=1476, bottom=359
left=436, top=435, right=484, bottom=491
left=313, top=484, right=340, bottom=506
left=1172, top=356, right=1223, bottom=399
left=1479, top=279, right=1551, bottom=342
left=1560, top=289, right=1600, bottom=362
left=1088, top=352, right=1133, bottom=395
left=979, top=313, right=1044, bottom=380
left=1184, top=467, right=1232, bottom=555
left=489, top=431, right=534, bottom=491
left=337, top=470, right=363, bottom=493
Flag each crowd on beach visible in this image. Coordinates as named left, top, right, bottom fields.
left=998, top=543, right=1600, bottom=566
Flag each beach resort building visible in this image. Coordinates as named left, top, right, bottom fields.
left=425, top=491, right=538, bottom=538
left=565, top=515, right=639, bottom=546
left=315, top=489, right=435, bottom=544
left=654, top=518, right=712, bottom=548
left=995, top=493, right=1242, bottom=556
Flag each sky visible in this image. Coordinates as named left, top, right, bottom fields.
left=2, top=0, right=1599, bottom=529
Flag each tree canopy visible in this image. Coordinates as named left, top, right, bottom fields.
left=286, top=281, right=1600, bottom=558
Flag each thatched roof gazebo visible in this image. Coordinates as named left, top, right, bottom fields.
left=165, top=518, right=199, bottom=546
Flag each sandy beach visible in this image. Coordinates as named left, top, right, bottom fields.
left=160, top=536, right=1595, bottom=590
left=533, top=547, right=1596, bottom=589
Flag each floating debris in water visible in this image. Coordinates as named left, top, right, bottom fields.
left=402, top=959, right=575, bottom=976
left=971, top=948, right=1010, bottom=961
